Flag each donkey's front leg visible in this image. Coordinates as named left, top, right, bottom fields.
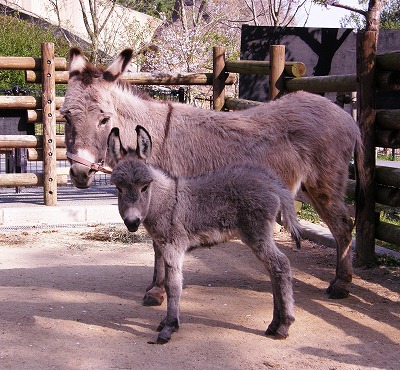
left=156, top=248, right=185, bottom=344
left=143, top=241, right=166, bottom=306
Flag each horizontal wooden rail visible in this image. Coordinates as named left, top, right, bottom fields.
left=285, top=74, right=356, bottom=93
left=0, top=96, right=64, bottom=109
left=348, top=178, right=400, bottom=207
left=375, top=221, right=400, bottom=246
left=0, top=173, right=68, bottom=187
left=27, top=109, right=65, bottom=123
left=376, top=110, right=400, bottom=129
left=26, top=70, right=236, bottom=85
left=225, top=60, right=306, bottom=77
left=376, top=70, right=400, bottom=91
left=376, top=51, right=400, bottom=72
left=224, top=97, right=263, bottom=110
left=376, top=129, right=400, bottom=148
left=0, top=56, right=67, bottom=70
left=376, top=165, right=400, bottom=188
left=26, top=70, right=69, bottom=84
left=0, top=135, right=66, bottom=148
left=27, top=148, right=67, bottom=161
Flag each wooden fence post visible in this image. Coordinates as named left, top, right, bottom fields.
left=213, top=46, right=226, bottom=111
left=41, top=42, right=57, bottom=206
left=355, top=31, right=378, bottom=266
left=269, top=45, right=285, bottom=100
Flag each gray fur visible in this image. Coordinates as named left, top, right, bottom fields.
left=109, top=126, right=300, bottom=344
left=61, top=48, right=365, bottom=301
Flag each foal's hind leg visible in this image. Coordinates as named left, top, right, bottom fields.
left=305, top=185, right=354, bottom=299
left=246, top=233, right=294, bottom=339
left=143, top=241, right=166, bottom=306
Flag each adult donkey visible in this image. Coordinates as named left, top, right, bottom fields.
left=60, top=48, right=364, bottom=302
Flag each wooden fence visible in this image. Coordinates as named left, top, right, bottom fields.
left=0, top=41, right=399, bottom=259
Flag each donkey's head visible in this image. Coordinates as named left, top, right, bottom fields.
left=60, top=48, right=133, bottom=188
left=109, top=126, right=154, bottom=232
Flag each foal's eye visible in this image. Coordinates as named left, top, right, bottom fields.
left=116, top=186, right=122, bottom=193
left=141, top=184, right=149, bottom=193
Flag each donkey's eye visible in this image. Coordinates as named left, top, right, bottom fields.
left=141, top=184, right=149, bottom=193
left=99, top=117, right=109, bottom=126
left=116, top=186, right=122, bottom=193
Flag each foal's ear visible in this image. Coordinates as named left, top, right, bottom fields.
left=68, top=48, right=87, bottom=74
left=135, top=125, right=152, bottom=160
left=103, top=49, right=133, bottom=82
left=107, top=128, right=127, bottom=165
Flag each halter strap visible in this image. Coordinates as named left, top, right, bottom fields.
left=66, top=152, right=113, bottom=174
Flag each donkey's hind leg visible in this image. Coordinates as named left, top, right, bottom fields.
left=245, top=229, right=294, bottom=339
left=143, top=241, right=166, bottom=306
left=305, top=185, right=354, bottom=299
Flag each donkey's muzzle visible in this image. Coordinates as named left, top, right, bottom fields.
left=124, top=217, right=141, bottom=232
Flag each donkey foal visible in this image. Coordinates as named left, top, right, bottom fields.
left=109, top=125, right=301, bottom=344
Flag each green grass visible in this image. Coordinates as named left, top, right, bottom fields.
left=297, top=202, right=400, bottom=267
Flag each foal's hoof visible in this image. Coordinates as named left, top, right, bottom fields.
left=142, top=292, right=164, bottom=306
left=156, top=335, right=170, bottom=345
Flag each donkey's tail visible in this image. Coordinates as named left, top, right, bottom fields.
left=280, top=190, right=302, bottom=249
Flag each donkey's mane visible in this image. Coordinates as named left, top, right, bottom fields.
left=71, top=63, right=151, bottom=101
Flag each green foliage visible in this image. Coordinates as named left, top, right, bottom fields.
left=117, top=0, right=175, bottom=18
left=381, top=0, right=400, bottom=29
left=0, top=12, right=70, bottom=89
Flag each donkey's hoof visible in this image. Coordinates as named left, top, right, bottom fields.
left=328, top=287, right=349, bottom=299
left=142, top=292, right=164, bottom=306
left=326, top=281, right=349, bottom=299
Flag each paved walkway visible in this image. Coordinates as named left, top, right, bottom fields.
left=0, top=185, right=121, bottom=229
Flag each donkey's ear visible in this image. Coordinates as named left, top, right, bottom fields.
left=107, top=128, right=127, bottom=165
left=103, top=49, right=133, bottom=82
left=135, top=125, right=152, bottom=160
left=69, top=48, right=87, bottom=73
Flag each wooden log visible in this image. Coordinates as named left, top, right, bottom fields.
left=375, top=128, right=400, bottom=148
left=376, top=110, right=400, bottom=129
left=27, top=109, right=65, bottom=123
left=0, top=56, right=67, bottom=70
left=375, top=221, right=400, bottom=247
left=225, top=60, right=306, bottom=77
left=25, top=70, right=236, bottom=86
left=0, top=173, right=68, bottom=187
left=346, top=179, right=400, bottom=208
left=0, top=135, right=65, bottom=148
left=376, top=165, right=400, bottom=188
left=224, top=97, right=263, bottom=110
left=27, top=148, right=67, bottom=161
left=0, top=96, right=64, bottom=109
left=376, top=51, right=400, bottom=72
left=41, top=42, right=58, bottom=205
left=269, top=45, right=285, bottom=100
left=26, top=70, right=69, bottom=84
left=376, top=70, right=400, bottom=91
left=355, top=30, right=378, bottom=267
left=285, top=74, right=357, bottom=93
left=213, top=46, right=226, bottom=111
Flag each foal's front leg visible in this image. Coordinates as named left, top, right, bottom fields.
left=156, top=247, right=185, bottom=344
left=143, top=240, right=166, bottom=306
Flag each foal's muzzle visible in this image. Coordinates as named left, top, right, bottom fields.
left=124, top=217, right=141, bottom=232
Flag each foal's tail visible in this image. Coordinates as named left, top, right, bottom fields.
left=280, top=190, right=302, bottom=249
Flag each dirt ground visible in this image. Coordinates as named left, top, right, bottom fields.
left=0, top=225, right=398, bottom=370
